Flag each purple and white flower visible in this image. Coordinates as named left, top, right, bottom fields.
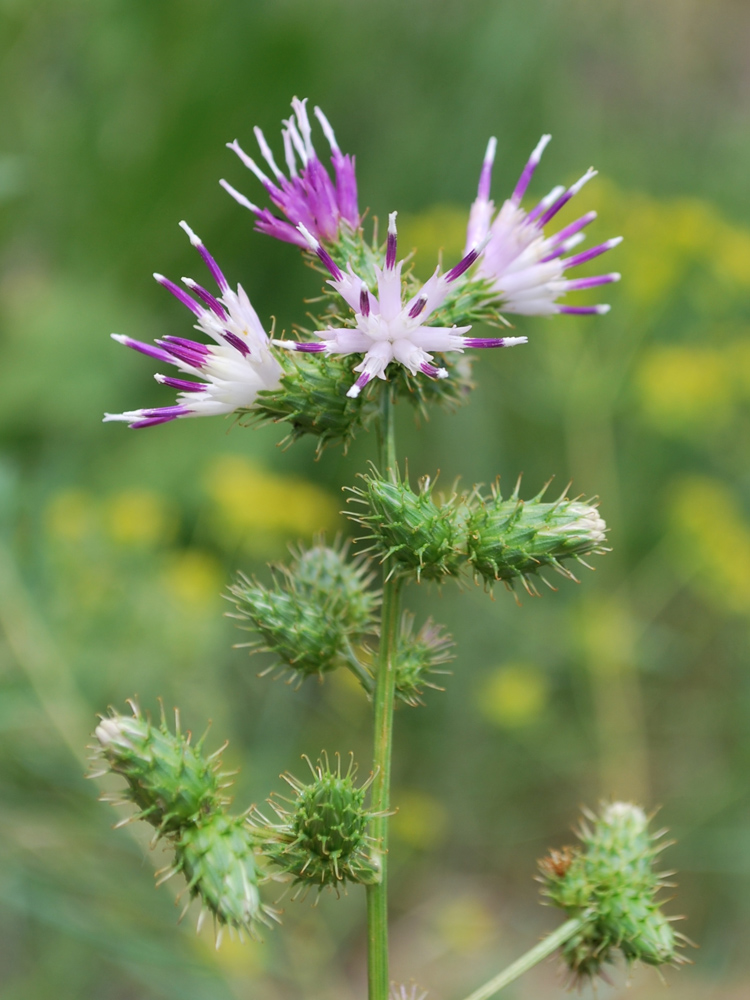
left=220, top=97, right=359, bottom=248
left=104, top=223, right=282, bottom=429
left=279, top=213, right=526, bottom=399
left=466, top=135, right=622, bottom=317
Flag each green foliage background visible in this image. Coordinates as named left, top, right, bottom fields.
left=2, top=1, right=750, bottom=997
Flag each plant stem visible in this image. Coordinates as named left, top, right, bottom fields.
left=367, top=389, right=403, bottom=1000
left=457, top=918, right=585, bottom=1000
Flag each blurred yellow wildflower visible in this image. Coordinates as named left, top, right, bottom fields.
left=391, top=789, right=447, bottom=850
left=104, top=488, right=175, bottom=547
left=398, top=206, right=468, bottom=280
left=204, top=455, right=339, bottom=554
left=432, top=894, right=495, bottom=953
left=669, top=476, right=750, bottom=614
left=44, top=489, right=97, bottom=542
left=477, top=663, right=548, bottom=728
left=161, top=550, right=224, bottom=609
left=637, top=346, right=731, bottom=433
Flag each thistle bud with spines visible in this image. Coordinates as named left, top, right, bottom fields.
left=91, top=702, right=230, bottom=835
left=171, top=812, right=276, bottom=941
left=347, top=466, right=466, bottom=582
left=466, top=478, right=608, bottom=594
left=538, top=801, right=687, bottom=983
left=251, top=754, right=379, bottom=892
left=395, top=611, right=453, bottom=706
left=229, top=539, right=379, bottom=683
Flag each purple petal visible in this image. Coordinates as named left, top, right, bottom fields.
left=157, top=376, right=207, bottom=392
left=112, top=334, right=173, bottom=365
left=511, top=135, right=551, bottom=203
left=223, top=331, right=250, bottom=356
left=183, top=279, right=227, bottom=320
left=154, top=274, right=204, bottom=316
left=564, top=237, right=623, bottom=269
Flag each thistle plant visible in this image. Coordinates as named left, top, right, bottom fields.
left=91, top=97, right=688, bottom=997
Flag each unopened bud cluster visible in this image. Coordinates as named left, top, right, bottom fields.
left=538, top=802, right=686, bottom=982
left=92, top=704, right=273, bottom=938
left=229, top=539, right=378, bottom=683
left=348, top=470, right=607, bottom=590
left=250, top=755, right=379, bottom=892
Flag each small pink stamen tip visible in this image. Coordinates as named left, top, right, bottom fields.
left=532, top=134, right=552, bottom=163
left=386, top=211, right=398, bottom=269
left=485, top=136, right=497, bottom=165
left=178, top=220, right=201, bottom=246
left=346, top=384, right=362, bottom=398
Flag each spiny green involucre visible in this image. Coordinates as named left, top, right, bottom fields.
left=251, top=756, right=379, bottom=892
left=539, top=802, right=687, bottom=982
left=229, top=539, right=379, bottom=682
left=348, top=468, right=466, bottom=581
left=252, top=353, right=374, bottom=454
left=91, top=703, right=273, bottom=938
left=465, top=480, right=608, bottom=593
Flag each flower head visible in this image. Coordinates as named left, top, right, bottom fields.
left=281, top=213, right=526, bottom=398
left=220, top=97, right=359, bottom=247
left=467, top=135, right=622, bottom=317
left=104, top=222, right=282, bottom=429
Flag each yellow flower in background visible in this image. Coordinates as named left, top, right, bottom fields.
left=477, top=663, right=548, bottom=728
left=44, top=489, right=97, bottom=542
left=204, top=454, right=339, bottom=553
left=637, top=346, right=731, bottom=433
left=432, top=894, right=495, bottom=953
left=104, top=488, right=175, bottom=547
left=161, top=550, right=224, bottom=608
left=669, top=476, right=750, bottom=615
left=391, top=789, right=447, bottom=850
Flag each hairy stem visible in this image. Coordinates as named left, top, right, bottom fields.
left=366, top=389, right=403, bottom=1000
left=458, top=918, right=585, bottom=1000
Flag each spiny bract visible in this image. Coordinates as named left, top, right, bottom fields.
left=229, top=539, right=379, bottom=682
left=466, top=479, right=608, bottom=594
left=173, top=812, right=274, bottom=938
left=252, top=755, right=379, bottom=891
left=348, top=467, right=466, bottom=582
left=92, top=703, right=229, bottom=834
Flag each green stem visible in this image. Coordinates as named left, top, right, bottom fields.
left=366, top=389, right=403, bottom=1000
left=457, top=918, right=585, bottom=1000
left=342, top=637, right=374, bottom=694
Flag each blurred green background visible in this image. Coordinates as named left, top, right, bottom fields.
left=2, top=1, right=750, bottom=997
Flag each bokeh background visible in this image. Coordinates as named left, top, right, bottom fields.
left=2, top=1, right=750, bottom=997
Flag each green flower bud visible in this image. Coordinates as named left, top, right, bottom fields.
left=252, top=755, right=379, bottom=891
left=466, top=480, right=608, bottom=594
left=252, top=353, right=374, bottom=454
left=538, top=802, right=688, bottom=983
left=229, top=540, right=378, bottom=683
left=395, top=611, right=453, bottom=707
left=92, top=703, right=228, bottom=835
left=348, top=467, right=466, bottom=582
left=173, top=813, right=274, bottom=939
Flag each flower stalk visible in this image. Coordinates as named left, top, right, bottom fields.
left=367, top=388, right=403, bottom=1000
left=458, top=918, right=585, bottom=1000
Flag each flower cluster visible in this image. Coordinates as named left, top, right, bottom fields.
left=105, top=97, right=619, bottom=440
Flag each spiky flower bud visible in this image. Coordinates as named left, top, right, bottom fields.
left=92, top=703, right=228, bottom=834
left=348, top=467, right=465, bottom=581
left=466, top=480, right=607, bottom=594
left=252, top=353, right=374, bottom=453
left=229, top=539, right=378, bottom=683
left=252, top=755, right=379, bottom=891
left=395, top=611, right=453, bottom=706
left=539, top=802, right=687, bottom=983
left=172, top=813, right=274, bottom=939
